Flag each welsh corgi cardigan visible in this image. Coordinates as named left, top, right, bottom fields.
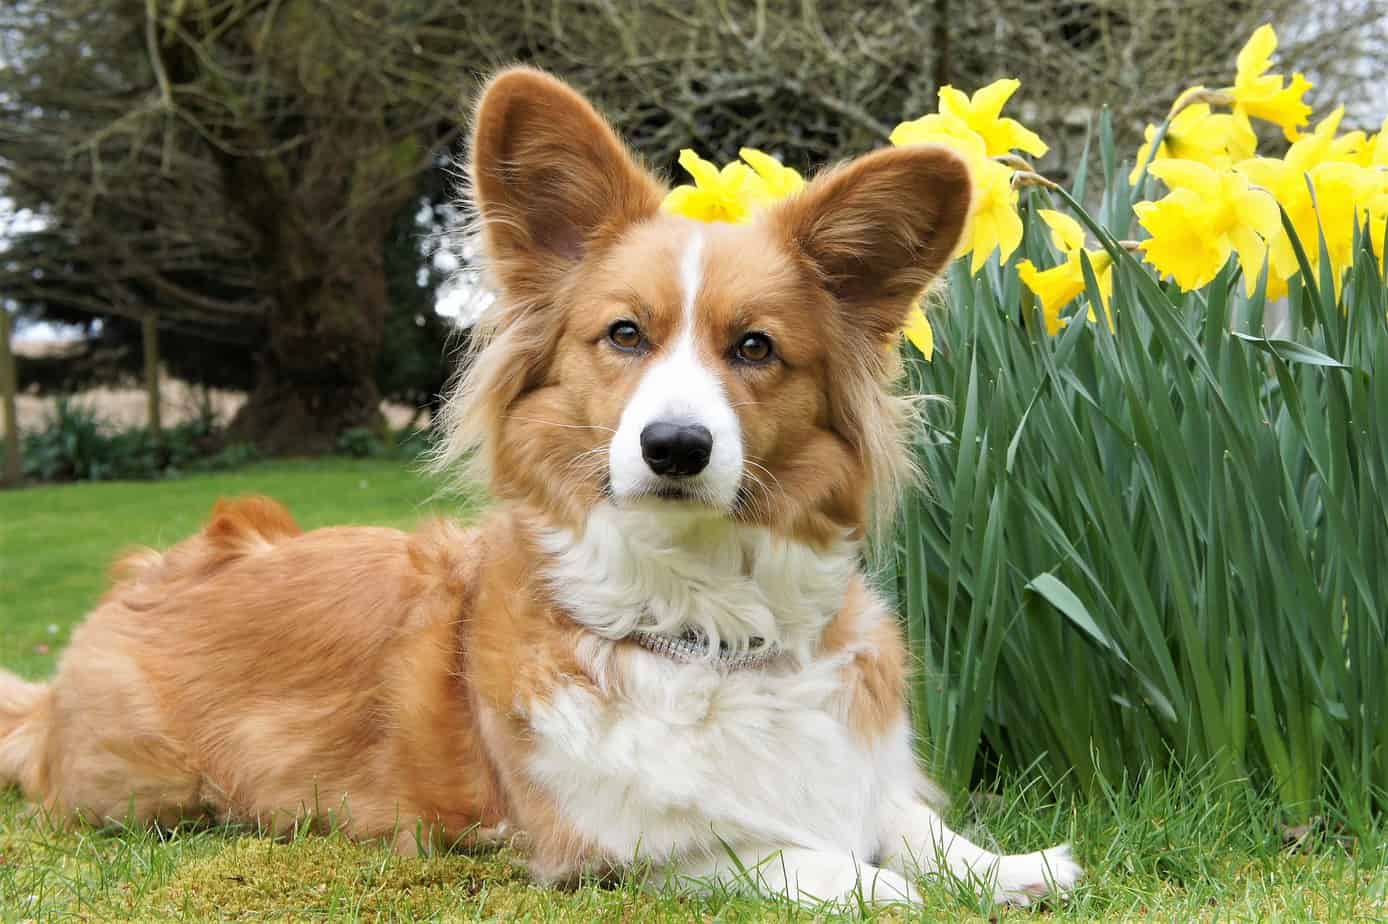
left=0, top=68, right=1082, bottom=907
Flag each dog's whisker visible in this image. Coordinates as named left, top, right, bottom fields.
left=505, top=416, right=618, bottom=434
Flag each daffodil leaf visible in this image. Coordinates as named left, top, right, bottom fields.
left=1230, top=332, right=1350, bottom=369
left=1026, top=573, right=1179, bottom=723
left=1005, top=374, right=1050, bottom=474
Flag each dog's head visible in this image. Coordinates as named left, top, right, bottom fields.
left=437, top=68, right=971, bottom=545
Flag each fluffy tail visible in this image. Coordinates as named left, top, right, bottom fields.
left=0, top=669, right=48, bottom=796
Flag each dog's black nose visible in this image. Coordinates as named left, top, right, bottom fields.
left=640, top=422, right=713, bottom=477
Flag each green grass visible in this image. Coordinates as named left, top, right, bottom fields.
left=2, top=460, right=1385, bottom=920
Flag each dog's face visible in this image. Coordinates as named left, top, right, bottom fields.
left=447, top=68, right=971, bottom=544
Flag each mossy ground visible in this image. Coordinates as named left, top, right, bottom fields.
left=2, top=462, right=1385, bottom=921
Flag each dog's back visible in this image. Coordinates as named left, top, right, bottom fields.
left=0, top=496, right=502, bottom=849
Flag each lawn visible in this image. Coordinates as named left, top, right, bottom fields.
left=2, top=461, right=1385, bottom=922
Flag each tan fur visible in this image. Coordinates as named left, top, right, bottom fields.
left=820, top=580, right=911, bottom=742
left=0, top=67, right=974, bottom=885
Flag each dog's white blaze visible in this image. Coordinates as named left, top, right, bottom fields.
left=607, top=229, right=744, bottom=509
left=679, top=228, right=704, bottom=318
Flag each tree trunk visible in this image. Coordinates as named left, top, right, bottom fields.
left=142, top=312, right=162, bottom=436
left=227, top=242, right=389, bottom=455
left=932, top=0, right=951, bottom=96
left=1, top=308, right=20, bottom=486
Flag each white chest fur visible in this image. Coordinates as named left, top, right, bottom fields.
left=525, top=649, right=910, bottom=865
left=535, top=503, right=857, bottom=658
left=526, top=505, right=910, bottom=866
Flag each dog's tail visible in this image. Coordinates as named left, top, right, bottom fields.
left=0, top=669, right=49, bottom=796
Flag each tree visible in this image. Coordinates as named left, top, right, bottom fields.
left=0, top=0, right=470, bottom=452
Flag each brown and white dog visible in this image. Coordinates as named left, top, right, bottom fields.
left=0, top=69, right=1082, bottom=907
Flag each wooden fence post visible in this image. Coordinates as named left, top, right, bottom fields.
left=1, top=307, right=20, bottom=486
left=142, top=312, right=161, bottom=436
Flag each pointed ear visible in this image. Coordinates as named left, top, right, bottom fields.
left=469, top=67, right=665, bottom=302
left=767, top=145, right=972, bottom=341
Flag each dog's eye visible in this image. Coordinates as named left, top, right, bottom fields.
left=607, top=321, right=643, bottom=352
left=734, top=332, right=774, bottom=364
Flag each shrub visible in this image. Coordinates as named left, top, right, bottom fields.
left=20, top=400, right=257, bottom=482
left=336, top=426, right=386, bottom=458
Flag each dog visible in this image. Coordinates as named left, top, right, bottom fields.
left=0, top=68, right=1082, bottom=907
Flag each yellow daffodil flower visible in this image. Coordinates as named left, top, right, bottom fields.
left=1017, top=210, right=1114, bottom=334
left=935, top=78, right=1049, bottom=158
left=1018, top=253, right=1115, bottom=336
left=892, top=116, right=1023, bottom=273
left=1235, top=108, right=1381, bottom=294
left=891, top=109, right=990, bottom=151
left=1303, top=162, right=1384, bottom=283
left=1129, top=98, right=1257, bottom=184
left=1227, top=24, right=1313, bottom=141
left=902, top=305, right=935, bottom=360
left=662, top=149, right=772, bottom=223
left=738, top=148, right=804, bottom=198
left=1135, top=160, right=1280, bottom=294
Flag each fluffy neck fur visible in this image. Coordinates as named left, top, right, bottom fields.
left=535, top=503, right=857, bottom=660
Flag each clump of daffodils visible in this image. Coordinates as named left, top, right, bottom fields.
left=1133, top=25, right=1388, bottom=298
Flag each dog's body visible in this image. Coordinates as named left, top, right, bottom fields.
left=0, top=69, right=1082, bottom=906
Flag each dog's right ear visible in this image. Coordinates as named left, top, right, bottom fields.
left=469, top=67, right=665, bottom=303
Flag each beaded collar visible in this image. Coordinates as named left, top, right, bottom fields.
left=630, top=628, right=780, bottom=671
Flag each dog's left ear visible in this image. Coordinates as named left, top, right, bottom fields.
left=469, top=67, right=665, bottom=304
left=768, top=145, right=972, bottom=341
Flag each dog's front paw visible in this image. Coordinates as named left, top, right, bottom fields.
left=992, top=843, right=1083, bottom=906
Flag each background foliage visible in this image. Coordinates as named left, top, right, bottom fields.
left=4, top=0, right=1384, bottom=453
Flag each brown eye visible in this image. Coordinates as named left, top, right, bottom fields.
left=734, top=332, right=774, bottom=364
left=607, top=320, right=643, bottom=352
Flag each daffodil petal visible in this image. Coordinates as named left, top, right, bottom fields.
left=1038, top=209, right=1087, bottom=254
left=902, top=305, right=935, bottom=360
left=971, top=78, right=1022, bottom=120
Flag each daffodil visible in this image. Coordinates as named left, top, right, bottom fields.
left=891, top=108, right=989, bottom=151
left=1129, top=98, right=1257, bottom=184
left=1227, top=24, right=1313, bottom=141
left=902, top=305, right=935, bottom=360
left=738, top=148, right=804, bottom=198
left=1301, top=162, right=1385, bottom=282
left=662, top=149, right=772, bottom=223
left=892, top=115, right=1023, bottom=273
left=935, top=78, right=1049, bottom=158
left=1235, top=108, right=1380, bottom=293
left=1135, top=160, right=1280, bottom=293
left=1017, top=210, right=1114, bottom=334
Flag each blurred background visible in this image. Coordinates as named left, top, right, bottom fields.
left=2, top=0, right=1385, bottom=481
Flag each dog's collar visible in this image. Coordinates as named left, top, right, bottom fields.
left=630, top=629, right=780, bottom=671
